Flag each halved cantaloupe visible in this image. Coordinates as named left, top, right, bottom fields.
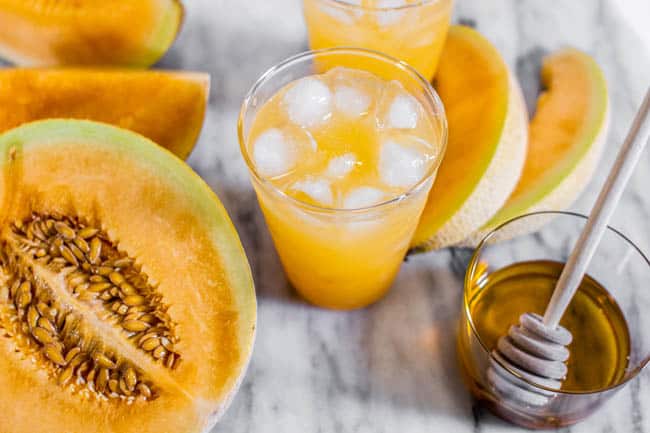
left=463, top=48, right=609, bottom=245
left=0, top=0, right=182, bottom=67
left=0, top=69, right=208, bottom=159
left=0, top=119, right=256, bottom=433
left=410, top=25, right=528, bottom=251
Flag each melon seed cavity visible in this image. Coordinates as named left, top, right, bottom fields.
left=0, top=214, right=182, bottom=403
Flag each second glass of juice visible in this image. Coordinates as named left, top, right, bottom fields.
left=239, top=48, right=447, bottom=309
left=303, top=0, right=454, bottom=80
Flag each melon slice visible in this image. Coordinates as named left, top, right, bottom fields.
left=463, top=48, right=609, bottom=245
left=0, top=69, right=208, bottom=159
left=410, top=25, right=528, bottom=251
left=0, top=120, right=255, bottom=433
left=0, top=0, right=182, bottom=67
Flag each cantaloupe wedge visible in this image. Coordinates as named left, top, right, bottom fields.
left=0, top=0, right=182, bottom=67
left=463, top=48, right=609, bottom=245
left=410, top=25, right=528, bottom=251
left=0, top=69, right=208, bottom=159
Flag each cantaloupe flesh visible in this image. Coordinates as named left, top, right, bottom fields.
left=476, top=48, right=609, bottom=230
left=0, top=120, right=256, bottom=433
left=410, top=25, right=522, bottom=249
left=0, top=69, right=208, bottom=160
left=0, top=0, right=182, bottom=67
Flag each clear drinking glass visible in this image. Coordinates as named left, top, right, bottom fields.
left=458, top=211, right=650, bottom=428
left=303, top=0, right=454, bottom=80
left=238, top=48, right=447, bottom=310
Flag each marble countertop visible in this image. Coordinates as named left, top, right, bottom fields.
left=155, top=1, right=650, bottom=432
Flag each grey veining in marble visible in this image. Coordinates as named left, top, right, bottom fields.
left=152, top=1, right=650, bottom=432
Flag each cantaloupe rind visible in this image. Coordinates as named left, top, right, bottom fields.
left=410, top=25, right=528, bottom=252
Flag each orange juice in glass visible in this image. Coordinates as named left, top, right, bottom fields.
left=239, top=49, right=446, bottom=309
left=303, top=0, right=453, bottom=80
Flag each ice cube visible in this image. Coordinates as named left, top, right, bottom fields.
left=379, top=139, right=429, bottom=188
left=326, top=153, right=357, bottom=178
left=334, top=85, right=371, bottom=117
left=253, top=129, right=296, bottom=178
left=283, top=77, right=332, bottom=127
left=343, top=187, right=386, bottom=209
left=290, top=178, right=334, bottom=206
left=387, top=94, right=419, bottom=129
left=375, top=0, right=407, bottom=27
left=376, top=80, right=422, bottom=130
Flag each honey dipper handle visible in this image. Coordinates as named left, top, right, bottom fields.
left=543, top=88, right=650, bottom=329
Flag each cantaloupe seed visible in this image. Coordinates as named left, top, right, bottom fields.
left=2, top=213, right=183, bottom=402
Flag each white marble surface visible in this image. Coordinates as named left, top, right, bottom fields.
left=154, top=1, right=650, bottom=432
left=615, top=0, right=650, bottom=51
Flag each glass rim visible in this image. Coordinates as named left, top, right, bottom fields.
left=464, top=210, right=650, bottom=395
left=316, top=0, right=443, bottom=11
left=238, top=47, right=447, bottom=214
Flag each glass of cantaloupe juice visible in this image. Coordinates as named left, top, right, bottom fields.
left=239, top=49, right=447, bottom=309
left=302, top=0, right=454, bottom=81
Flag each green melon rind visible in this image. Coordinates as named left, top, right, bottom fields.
left=136, top=0, right=184, bottom=68
left=412, top=72, right=528, bottom=251
left=0, top=119, right=256, bottom=427
left=461, top=50, right=610, bottom=246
